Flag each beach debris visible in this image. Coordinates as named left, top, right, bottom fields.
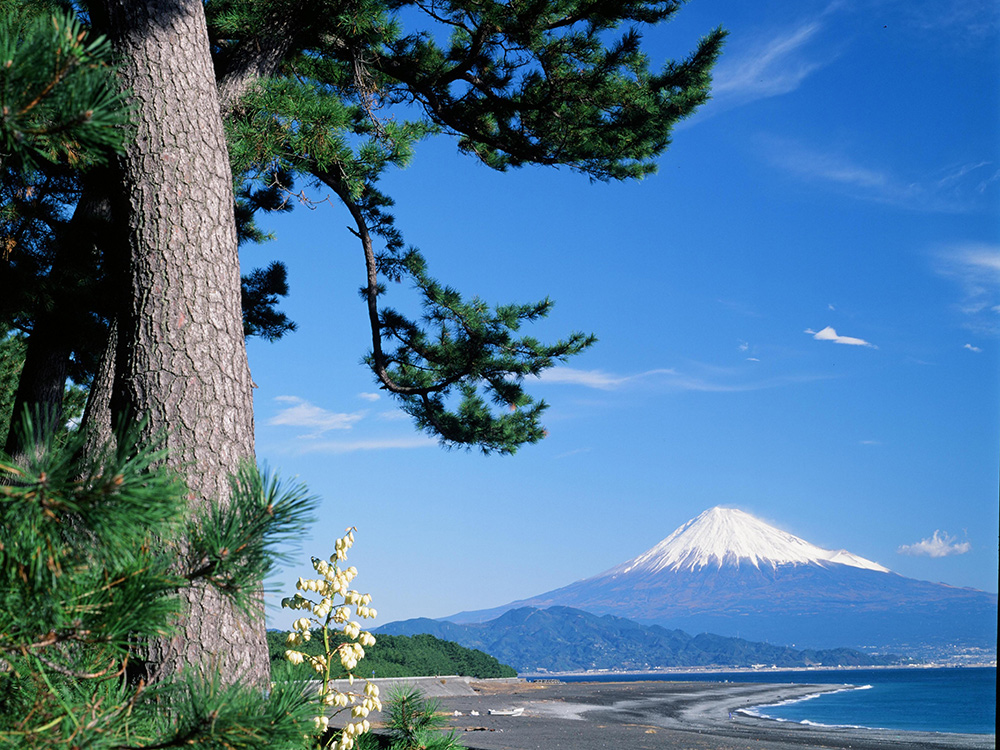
left=470, top=710, right=480, bottom=716
left=453, top=711, right=463, bottom=716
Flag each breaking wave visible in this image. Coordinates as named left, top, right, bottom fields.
left=741, top=684, right=875, bottom=729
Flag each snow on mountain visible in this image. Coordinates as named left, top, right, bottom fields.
left=613, top=506, right=890, bottom=575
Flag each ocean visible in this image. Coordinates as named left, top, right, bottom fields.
left=545, top=666, right=996, bottom=735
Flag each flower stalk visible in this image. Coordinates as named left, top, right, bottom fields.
left=282, top=527, right=380, bottom=749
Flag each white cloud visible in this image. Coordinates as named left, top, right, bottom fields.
left=537, top=367, right=676, bottom=390
left=716, top=298, right=762, bottom=317
left=296, top=436, right=436, bottom=454
left=805, top=326, right=877, bottom=348
left=711, top=21, right=827, bottom=105
left=538, top=365, right=828, bottom=393
left=978, top=168, right=1000, bottom=193
left=376, top=409, right=411, bottom=422
left=898, top=0, right=999, bottom=41
left=358, top=392, right=381, bottom=402
left=763, top=139, right=991, bottom=212
left=935, top=244, right=1000, bottom=333
left=555, top=448, right=593, bottom=459
left=963, top=249, right=1000, bottom=273
left=963, top=343, right=983, bottom=353
left=936, top=161, right=992, bottom=188
left=267, top=396, right=365, bottom=437
left=897, top=530, right=971, bottom=558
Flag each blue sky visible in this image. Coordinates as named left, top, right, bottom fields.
left=245, top=0, right=1000, bottom=630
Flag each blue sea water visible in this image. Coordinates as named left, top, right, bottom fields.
left=545, top=666, right=996, bottom=735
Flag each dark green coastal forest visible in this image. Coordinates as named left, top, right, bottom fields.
left=267, top=631, right=517, bottom=679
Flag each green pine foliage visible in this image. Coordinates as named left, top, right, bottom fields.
left=0, top=329, right=25, bottom=439
left=0, top=4, right=297, bottom=434
left=267, top=630, right=516, bottom=679
left=0, top=4, right=130, bottom=170
left=2, top=0, right=724, bottom=455
left=212, top=0, right=724, bottom=454
left=383, top=684, right=463, bottom=750
left=242, top=261, right=298, bottom=342
left=0, top=419, right=322, bottom=748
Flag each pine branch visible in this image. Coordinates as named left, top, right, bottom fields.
left=0, top=9, right=130, bottom=171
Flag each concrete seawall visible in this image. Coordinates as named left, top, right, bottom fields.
left=323, top=675, right=520, bottom=698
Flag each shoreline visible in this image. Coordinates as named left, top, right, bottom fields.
left=424, top=679, right=995, bottom=750
left=520, top=661, right=997, bottom=679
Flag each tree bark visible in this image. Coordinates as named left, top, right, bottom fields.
left=99, top=0, right=266, bottom=685
left=214, top=0, right=310, bottom=117
left=80, top=317, right=116, bottom=462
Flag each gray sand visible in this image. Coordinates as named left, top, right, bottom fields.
left=423, top=679, right=995, bottom=750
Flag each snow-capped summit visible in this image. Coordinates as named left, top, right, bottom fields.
left=616, top=506, right=890, bottom=575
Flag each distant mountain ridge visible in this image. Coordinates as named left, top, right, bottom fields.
left=377, top=606, right=905, bottom=673
left=448, top=508, right=997, bottom=652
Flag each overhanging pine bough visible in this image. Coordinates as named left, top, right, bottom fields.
left=220, top=0, right=724, bottom=454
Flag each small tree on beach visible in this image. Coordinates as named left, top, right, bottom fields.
left=384, top=684, right=464, bottom=750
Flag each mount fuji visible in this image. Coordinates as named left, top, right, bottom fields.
left=449, top=507, right=997, bottom=652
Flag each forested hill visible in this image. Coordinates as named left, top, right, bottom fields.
left=376, top=606, right=906, bottom=673
left=266, top=630, right=517, bottom=678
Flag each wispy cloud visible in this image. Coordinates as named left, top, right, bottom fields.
left=805, top=326, right=877, bottom=348
left=267, top=396, right=365, bottom=438
left=538, top=365, right=826, bottom=393
left=376, top=409, right=412, bottom=422
left=357, top=392, right=381, bottom=402
left=295, top=436, right=436, bottom=454
left=897, top=530, right=971, bottom=557
left=934, top=243, right=1000, bottom=334
left=936, top=161, right=992, bottom=188
left=717, top=298, right=762, bottom=318
left=895, top=0, right=999, bottom=42
left=963, top=343, right=983, bottom=353
left=555, top=447, right=593, bottom=459
left=762, top=139, right=993, bottom=212
left=738, top=341, right=761, bottom=362
left=537, top=367, right=676, bottom=390
left=712, top=21, right=828, bottom=106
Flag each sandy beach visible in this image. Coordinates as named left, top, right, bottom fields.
left=425, top=679, right=995, bottom=750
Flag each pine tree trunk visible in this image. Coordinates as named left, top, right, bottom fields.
left=2, top=178, right=114, bottom=459
left=80, top=317, right=116, bottom=462
left=1, top=313, right=70, bottom=458
left=99, top=0, right=267, bottom=686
